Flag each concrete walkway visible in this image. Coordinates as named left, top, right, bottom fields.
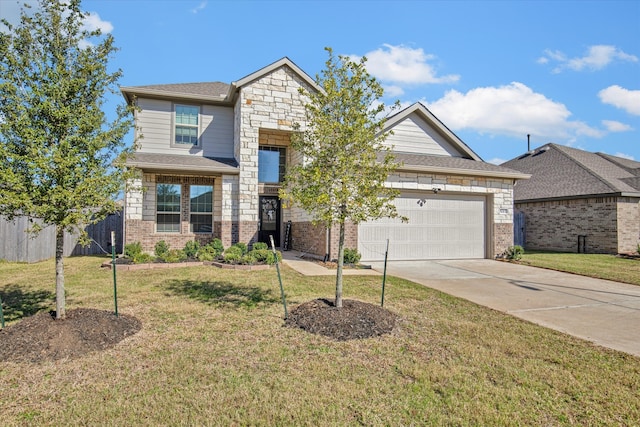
left=368, top=259, right=640, bottom=357
left=281, top=250, right=381, bottom=276
left=281, top=252, right=640, bottom=356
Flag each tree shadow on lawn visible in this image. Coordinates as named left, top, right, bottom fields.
left=163, top=279, right=280, bottom=309
left=0, top=284, right=55, bottom=323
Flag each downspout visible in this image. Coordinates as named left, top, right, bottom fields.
left=325, top=226, right=330, bottom=262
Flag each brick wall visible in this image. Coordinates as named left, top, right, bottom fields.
left=494, top=223, right=514, bottom=256
left=516, top=196, right=628, bottom=254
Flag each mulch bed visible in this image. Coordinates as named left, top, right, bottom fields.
left=285, top=298, right=398, bottom=341
left=0, top=308, right=141, bottom=363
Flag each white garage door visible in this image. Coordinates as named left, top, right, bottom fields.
left=358, top=192, right=486, bottom=261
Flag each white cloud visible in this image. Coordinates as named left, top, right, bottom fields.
left=602, top=120, right=633, bottom=132
left=598, top=85, right=640, bottom=115
left=426, top=82, right=603, bottom=141
left=383, top=85, right=405, bottom=97
left=487, top=157, right=507, bottom=165
left=352, top=44, right=460, bottom=85
left=613, top=152, right=635, bottom=160
left=191, top=1, right=207, bottom=13
left=539, top=45, right=638, bottom=73
left=83, top=12, right=114, bottom=34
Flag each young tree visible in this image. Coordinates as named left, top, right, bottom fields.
left=280, top=47, right=404, bottom=308
left=0, top=0, right=136, bottom=319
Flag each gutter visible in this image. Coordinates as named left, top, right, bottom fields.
left=396, top=164, right=531, bottom=180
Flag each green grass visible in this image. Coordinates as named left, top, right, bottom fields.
left=1, top=256, right=639, bottom=425
left=519, top=251, right=640, bottom=286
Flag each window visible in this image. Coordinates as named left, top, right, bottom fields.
left=157, top=184, right=181, bottom=232
left=175, top=105, right=199, bottom=145
left=190, top=185, right=213, bottom=233
left=258, top=146, right=286, bottom=183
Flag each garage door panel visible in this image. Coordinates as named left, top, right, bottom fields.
left=358, top=193, right=486, bottom=261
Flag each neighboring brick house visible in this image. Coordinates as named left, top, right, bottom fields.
left=502, top=143, right=640, bottom=254
left=120, top=57, right=528, bottom=261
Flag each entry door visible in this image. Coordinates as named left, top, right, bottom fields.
left=259, top=196, right=280, bottom=247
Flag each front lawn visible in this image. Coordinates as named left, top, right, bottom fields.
left=519, top=251, right=640, bottom=286
left=0, top=256, right=638, bottom=425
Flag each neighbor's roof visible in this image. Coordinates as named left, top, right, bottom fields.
left=126, top=153, right=238, bottom=175
left=501, top=143, right=640, bottom=201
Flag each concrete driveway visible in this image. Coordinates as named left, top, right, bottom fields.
left=369, top=259, right=640, bottom=357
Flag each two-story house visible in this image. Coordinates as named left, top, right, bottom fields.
left=120, top=57, right=528, bottom=261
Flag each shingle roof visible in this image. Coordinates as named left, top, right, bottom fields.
left=501, top=144, right=640, bottom=201
left=127, top=153, right=238, bottom=175
left=391, top=153, right=530, bottom=179
left=121, top=82, right=231, bottom=103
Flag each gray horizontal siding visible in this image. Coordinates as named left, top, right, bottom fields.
left=385, top=116, right=462, bottom=156
left=136, top=98, right=234, bottom=159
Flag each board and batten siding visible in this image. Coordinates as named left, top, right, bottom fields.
left=384, top=116, right=463, bottom=157
left=136, top=98, right=234, bottom=158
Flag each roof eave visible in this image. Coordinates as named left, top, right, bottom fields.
left=120, top=87, right=230, bottom=105
left=126, top=161, right=239, bottom=176
left=397, top=164, right=531, bottom=180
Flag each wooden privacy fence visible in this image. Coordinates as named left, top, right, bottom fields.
left=0, top=211, right=123, bottom=263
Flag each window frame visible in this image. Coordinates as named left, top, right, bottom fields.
left=156, top=183, right=182, bottom=233
left=172, top=104, right=200, bottom=147
left=189, top=184, right=213, bottom=233
left=258, top=145, right=286, bottom=184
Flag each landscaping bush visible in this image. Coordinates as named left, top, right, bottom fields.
left=505, top=245, right=524, bottom=261
left=198, top=239, right=225, bottom=261
left=234, top=242, right=248, bottom=255
left=162, top=249, right=187, bottom=263
left=125, top=242, right=153, bottom=264
left=184, top=240, right=200, bottom=259
left=252, top=242, right=268, bottom=251
left=154, top=240, right=170, bottom=258
left=343, top=248, right=361, bottom=265
left=250, top=248, right=281, bottom=265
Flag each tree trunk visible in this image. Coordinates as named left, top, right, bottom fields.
left=55, top=225, right=66, bottom=319
left=335, top=221, right=345, bottom=308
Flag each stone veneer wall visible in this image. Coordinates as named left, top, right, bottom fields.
left=235, top=65, right=314, bottom=246
left=617, top=197, right=640, bottom=254
left=515, top=196, right=637, bottom=254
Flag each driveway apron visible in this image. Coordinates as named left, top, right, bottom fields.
left=369, top=259, right=640, bottom=357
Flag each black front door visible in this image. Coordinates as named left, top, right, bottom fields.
left=259, top=196, right=280, bottom=247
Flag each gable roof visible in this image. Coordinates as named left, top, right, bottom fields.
left=502, top=143, right=640, bottom=201
left=121, top=57, right=320, bottom=105
left=384, top=103, right=482, bottom=161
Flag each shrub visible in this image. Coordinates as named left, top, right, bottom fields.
left=233, top=242, right=248, bottom=255
left=154, top=240, right=170, bottom=258
left=505, top=245, right=524, bottom=261
left=184, top=240, right=200, bottom=259
left=162, top=249, right=187, bottom=263
left=125, top=242, right=154, bottom=264
left=241, top=253, right=257, bottom=265
left=343, top=248, right=361, bottom=265
left=211, top=238, right=224, bottom=255
left=125, top=242, right=143, bottom=259
left=252, top=242, right=268, bottom=251
left=223, top=250, right=242, bottom=264
left=250, top=248, right=280, bottom=265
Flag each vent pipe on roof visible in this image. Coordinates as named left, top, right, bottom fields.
left=527, top=134, right=530, bottom=152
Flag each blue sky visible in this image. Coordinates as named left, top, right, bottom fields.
left=2, top=0, right=639, bottom=164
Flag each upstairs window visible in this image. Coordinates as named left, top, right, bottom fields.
left=258, top=146, right=286, bottom=183
left=157, top=183, right=181, bottom=232
left=175, top=105, right=199, bottom=145
left=190, top=185, right=213, bottom=233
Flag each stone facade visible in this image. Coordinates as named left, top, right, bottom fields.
left=516, top=196, right=640, bottom=254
